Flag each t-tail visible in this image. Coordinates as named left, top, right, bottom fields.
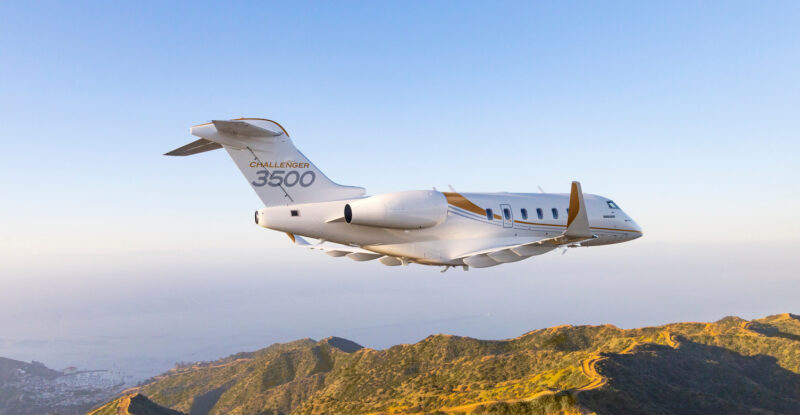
left=165, top=118, right=365, bottom=206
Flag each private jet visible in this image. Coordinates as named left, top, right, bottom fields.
left=166, top=118, right=642, bottom=270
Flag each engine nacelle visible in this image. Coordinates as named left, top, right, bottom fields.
left=344, top=190, right=447, bottom=229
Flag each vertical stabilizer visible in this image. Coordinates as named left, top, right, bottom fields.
left=166, top=118, right=365, bottom=206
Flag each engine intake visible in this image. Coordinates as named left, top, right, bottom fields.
left=344, top=190, right=447, bottom=229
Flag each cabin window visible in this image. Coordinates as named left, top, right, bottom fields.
left=521, top=208, right=528, bottom=220
left=607, top=201, right=619, bottom=209
left=486, top=208, right=493, bottom=220
left=536, top=208, right=543, bottom=220
left=551, top=208, right=558, bottom=219
left=290, top=210, right=299, bottom=217
left=503, top=208, right=511, bottom=220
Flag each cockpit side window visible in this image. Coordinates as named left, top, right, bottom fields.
left=607, top=201, right=620, bottom=209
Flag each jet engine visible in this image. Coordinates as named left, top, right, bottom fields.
left=344, top=190, right=447, bottom=229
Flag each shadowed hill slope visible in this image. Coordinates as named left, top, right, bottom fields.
left=88, top=394, right=185, bottom=415
left=105, top=314, right=800, bottom=415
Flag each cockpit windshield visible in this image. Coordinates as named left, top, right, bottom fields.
left=607, top=201, right=620, bottom=209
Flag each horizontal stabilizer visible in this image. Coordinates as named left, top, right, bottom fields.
left=212, top=120, right=282, bottom=138
left=164, top=138, right=222, bottom=156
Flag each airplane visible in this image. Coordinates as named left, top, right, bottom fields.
left=166, top=118, right=642, bottom=270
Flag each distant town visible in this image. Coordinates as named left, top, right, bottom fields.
left=0, top=357, right=134, bottom=415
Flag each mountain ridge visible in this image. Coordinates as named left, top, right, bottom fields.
left=94, top=313, right=800, bottom=415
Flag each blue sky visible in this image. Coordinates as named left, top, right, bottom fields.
left=1, top=1, right=799, bottom=376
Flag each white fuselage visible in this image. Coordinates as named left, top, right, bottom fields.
left=256, top=191, right=642, bottom=266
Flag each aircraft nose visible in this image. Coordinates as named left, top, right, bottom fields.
left=618, top=212, right=642, bottom=240
left=628, top=219, right=643, bottom=239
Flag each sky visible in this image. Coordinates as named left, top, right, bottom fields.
left=0, top=1, right=798, bottom=378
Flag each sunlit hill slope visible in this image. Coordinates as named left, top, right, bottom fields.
left=94, top=313, right=800, bottom=415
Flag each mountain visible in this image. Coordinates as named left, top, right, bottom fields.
left=0, top=357, right=61, bottom=382
left=99, top=314, right=800, bottom=415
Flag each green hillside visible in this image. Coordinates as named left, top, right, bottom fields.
left=105, top=313, right=800, bottom=415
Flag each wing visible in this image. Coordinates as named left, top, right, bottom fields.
left=456, top=181, right=596, bottom=268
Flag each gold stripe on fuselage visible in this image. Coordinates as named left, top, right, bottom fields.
left=443, top=192, right=502, bottom=220
left=445, top=192, right=641, bottom=234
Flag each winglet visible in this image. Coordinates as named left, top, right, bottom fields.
left=564, top=181, right=593, bottom=239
